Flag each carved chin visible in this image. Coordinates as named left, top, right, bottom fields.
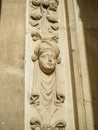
left=40, top=66, right=55, bottom=74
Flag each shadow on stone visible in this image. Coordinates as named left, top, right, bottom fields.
left=77, top=0, right=98, bottom=129
left=0, top=0, right=2, bottom=19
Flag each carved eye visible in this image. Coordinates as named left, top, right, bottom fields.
left=40, top=54, right=48, bottom=59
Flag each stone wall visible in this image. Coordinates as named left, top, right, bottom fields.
left=77, top=0, right=98, bottom=129
left=0, top=0, right=25, bottom=130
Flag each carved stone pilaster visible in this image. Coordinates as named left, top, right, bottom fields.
left=25, top=0, right=79, bottom=130
left=28, top=0, right=66, bottom=129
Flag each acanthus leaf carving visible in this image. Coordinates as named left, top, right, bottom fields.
left=47, top=10, right=58, bottom=23
left=29, top=0, right=59, bottom=32
left=42, top=0, right=50, bottom=8
left=50, top=35, right=59, bottom=43
left=30, top=120, right=66, bottom=130
left=30, top=119, right=41, bottom=130
left=29, top=20, right=39, bottom=27
left=49, top=0, right=58, bottom=11
left=51, top=23, right=59, bottom=31
left=31, top=31, right=42, bottom=41
left=30, top=0, right=41, bottom=6
left=44, top=33, right=59, bottom=42
left=31, top=31, right=59, bottom=43
left=30, top=7, right=42, bottom=20
left=55, top=122, right=66, bottom=130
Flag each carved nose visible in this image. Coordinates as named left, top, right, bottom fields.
left=48, top=56, right=52, bottom=62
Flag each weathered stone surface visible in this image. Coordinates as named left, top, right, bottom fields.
left=0, top=67, right=24, bottom=130
left=0, top=0, right=25, bottom=130
left=0, top=0, right=25, bottom=70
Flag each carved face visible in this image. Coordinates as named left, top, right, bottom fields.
left=39, top=50, right=57, bottom=74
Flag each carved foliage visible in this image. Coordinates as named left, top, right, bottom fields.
left=28, top=0, right=66, bottom=129
left=30, top=119, right=41, bottom=130
left=55, top=93, right=65, bottom=105
left=31, top=32, right=59, bottom=43
left=29, top=0, right=59, bottom=31
left=30, top=119, right=66, bottom=130
left=55, top=122, right=66, bottom=130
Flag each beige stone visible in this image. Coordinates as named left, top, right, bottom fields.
left=0, top=0, right=25, bottom=130
left=0, top=0, right=98, bottom=130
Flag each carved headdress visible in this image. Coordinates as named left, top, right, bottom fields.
left=32, top=40, right=60, bottom=62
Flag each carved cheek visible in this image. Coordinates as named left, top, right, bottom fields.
left=39, top=57, right=47, bottom=68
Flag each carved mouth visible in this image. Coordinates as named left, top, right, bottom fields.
left=47, top=63, right=53, bottom=66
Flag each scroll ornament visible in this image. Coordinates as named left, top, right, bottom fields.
left=30, top=118, right=66, bottom=130
left=29, top=0, right=59, bottom=31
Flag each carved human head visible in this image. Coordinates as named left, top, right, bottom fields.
left=32, top=40, right=60, bottom=74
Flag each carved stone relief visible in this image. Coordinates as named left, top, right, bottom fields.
left=29, top=0, right=59, bottom=34
left=30, top=40, right=65, bottom=128
left=28, top=0, right=66, bottom=129
left=30, top=118, right=66, bottom=130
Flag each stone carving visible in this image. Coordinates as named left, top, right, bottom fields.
left=51, top=23, right=59, bottom=31
left=30, top=40, right=65, bottom=106
left=31, top=32, right=59, bottom=43
left=28, top=0, right=66, bottom=129
left=47, top=11, right=58, bottom=23
left=30, top=0, right=41, bottom=6
left=29, top=0, right=59, bottom=31
left=30, top=119, right=41, bottom=130
left=49, top=0, right=59, bottom=11
left=30, top=40, right=65, bottom=128
left=31, top=32, right=42, bottom=41
left=30, top=8, right=42, bottom=20
left=30, top=119, right=66, bottom=130
left=30, top=94, right=39, bottom=106
left=55, top=122, right=66, bottom=130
